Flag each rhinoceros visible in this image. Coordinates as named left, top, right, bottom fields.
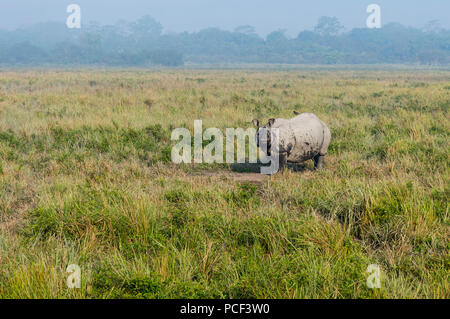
left=252, top=112, right=331, bottom=171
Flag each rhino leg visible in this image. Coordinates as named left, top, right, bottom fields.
left=314, top=154, right=325, bottom=170
left=279, top=153, right=288, bottom=172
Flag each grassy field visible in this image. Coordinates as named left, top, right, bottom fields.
left=0, top=68, right=448, bottom=298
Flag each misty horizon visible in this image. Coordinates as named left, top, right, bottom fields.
left=1, top=1, right=449, bottom=66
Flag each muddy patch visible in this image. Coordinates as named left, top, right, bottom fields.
left=186, top=162, right=310, bottom=185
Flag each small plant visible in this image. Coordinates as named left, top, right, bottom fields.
left=164, top=189, right=194, bottom=227
left=144, top=98, right=153, bottom=107
left=164, top=189, right=189, bottom=204
left=225, top=182, right=260, bottom=208
left=371, top=91, right=384, bottom=97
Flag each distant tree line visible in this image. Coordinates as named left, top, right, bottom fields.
left=0, top=16, right=448, bottom=66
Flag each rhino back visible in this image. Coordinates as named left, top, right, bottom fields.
left=269, top=113, right=328, bottom=162
left=287, top=114, right=325, bottom=162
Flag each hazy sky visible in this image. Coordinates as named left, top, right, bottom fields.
left=0, top=0, right=448, bottom=36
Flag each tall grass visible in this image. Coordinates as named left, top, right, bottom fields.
left=0, top=69, right=448, bottom=298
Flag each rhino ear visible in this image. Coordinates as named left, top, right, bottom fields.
left=267, top=118, right=276, bottom=127
left=252, top=119, right=260, bottom=127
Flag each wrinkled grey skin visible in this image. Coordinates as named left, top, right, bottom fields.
left=253, top=111, right=331, bottom=172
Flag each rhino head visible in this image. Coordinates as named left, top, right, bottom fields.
left=252, top=118, right=275, bottom=156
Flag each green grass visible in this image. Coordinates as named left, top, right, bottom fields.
left=0, top=69, right=448, bottom=298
